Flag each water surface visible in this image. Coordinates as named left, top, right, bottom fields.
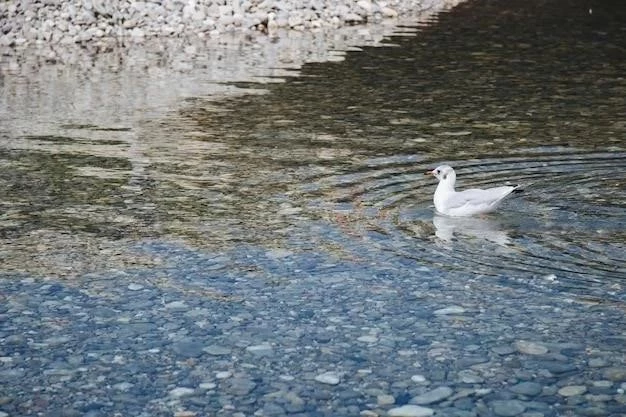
left=1, top=0, right=625, bottom=302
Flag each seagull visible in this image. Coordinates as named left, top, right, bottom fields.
left=425, top=165, right=522, bottom=217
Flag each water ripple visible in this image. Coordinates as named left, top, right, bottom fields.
left=297, top=148, right=626, bottom=299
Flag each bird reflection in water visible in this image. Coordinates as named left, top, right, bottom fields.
left=432, top=214, right=512, bottom=247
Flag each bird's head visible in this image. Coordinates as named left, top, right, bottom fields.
left=425, top=165, right=456, bottom=182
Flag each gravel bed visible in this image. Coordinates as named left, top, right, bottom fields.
left=1, top=238, right=625, bottom=416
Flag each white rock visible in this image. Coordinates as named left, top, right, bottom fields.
left=0, top=35, right=12, bottom=46
left=381, top=7, right=398, bottom=17
left=411, top=386, right=453, bottom=405
left=433, top=306, right=465, bottom=315
left=130, top=27, right=145, bottom=38
left=315, top=372, right=340, bottom=385
left=388, top=405, right=434, bottom=417
left=246, top=343, right=274, bottom=357
left=288, top=15, right=303, bottom=28
left=357, top=0, right=372, bottom=14
left=377, top=394, right=395, bottom=405
left=127, top=283, right=144, bottom=291
left=344, top=13, right=363, bottom=23
left=357, top=334, right=378, bottom=343
left=515, top=340, right=548, bottom=355
left=113, top=381, right=134, bottom=391
left=183, top=4, right=195, bottom=20
left=169, top=387, right=195, bottom=398
left=558, top=385, right=587, bottom=396
left=411, top=374, right=428, bottom=383
left=266, top=248, right=293, bottom=259
left=218, top=5, right=232, bottom=17
left=164, top=300, right=187, bottom=310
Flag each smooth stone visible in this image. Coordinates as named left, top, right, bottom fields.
left=538, top=361, right=577, bottom=374
left=261, top=402, right=285, bottom=415
left=509, top=381, right=543, bottom=396
left=44, top=336, right=71, bottom=345
left=588, top=357, right=608, bottom=367
left=315, top=372, right=340, bottom=385
left=457, top=370, right=484, bottom=384
left=410, top=386, right=453, bottom=405
left=283, top=391, right=305, bottom=412
left=515, top=341, right=548, bottom=355
left=491, top=399, right=526, bottom=416
left=169, top=387, right=195, bottom=398
left=204, top=345, right=231, bottom=356
left=225, top=378, right=257, bottom=396
left=558, top=385, right=587, bottom=396
left=604, top=367, right=626, bottom=381
left=164, top=300, right=187, bottom=310
left=433, top=306, right=465, bottom=315
left=112, top=382, right=134, bottom=391
left=357, top=335, right=378, bottom=343
left=454, top=397, right=475, bottom=410
left=174, top=411, right=197, bottom=417
left=127, top=283, right=144, bottom=291
left=216, top=371, right=232, bottom=379
left=586, top=394, right=612, bottom=402
left=579, top=407, right=615, bottom=416
left=172, top=339, right=205, bottom=357
left=381, top=6, right=398, bottom=17
left=130, top=27, right=145, bottom=37
left=411, top=375, right=428, bottom=383
left=377, top=394, right=395, bottom=405
left=457, top=356, right=489, bottom=368
left=245, top=344, right=274, bottom=357
left=388, top=405, right=434, bottom=417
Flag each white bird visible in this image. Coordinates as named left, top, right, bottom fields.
left=425, top=165, right=522, bottom=217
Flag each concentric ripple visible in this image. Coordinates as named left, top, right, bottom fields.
left=298, top=148, right=626, bottom=300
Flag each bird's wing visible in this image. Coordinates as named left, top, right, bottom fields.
left=444, top=186, right=516, bottom=210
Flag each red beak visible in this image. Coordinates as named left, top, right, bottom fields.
left=424, top=169, right=435, bottom=176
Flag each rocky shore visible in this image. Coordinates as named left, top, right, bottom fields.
left=1, top=0, right=406, bottom=46
left=0, top=0, right=451, bottom=50
left=0, top=0, right=461, bottom=97
left=0, top=0, right=461, bottom=130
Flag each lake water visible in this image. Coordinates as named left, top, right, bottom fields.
left=2, top=0, right=623, bottom=300
left=1, top=0, right=625, bottom=416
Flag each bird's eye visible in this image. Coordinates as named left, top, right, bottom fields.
left=436, top=170, right=440, bottom=174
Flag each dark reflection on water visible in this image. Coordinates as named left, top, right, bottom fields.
left=1, top=0, right=625, bottom=299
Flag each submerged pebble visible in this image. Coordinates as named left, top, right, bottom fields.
left=388, top=405, right=434, bottom=417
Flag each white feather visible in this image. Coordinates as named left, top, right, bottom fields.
left=426, top=165, right=521, bottom=217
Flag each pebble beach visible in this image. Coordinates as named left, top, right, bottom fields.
left=0, top=0, right=455, bottom=71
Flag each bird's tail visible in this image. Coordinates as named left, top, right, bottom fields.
left=511, top=182, right=533, bottom=194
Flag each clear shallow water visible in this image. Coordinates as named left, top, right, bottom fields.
left=0, top=0, right=625, bottom=303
